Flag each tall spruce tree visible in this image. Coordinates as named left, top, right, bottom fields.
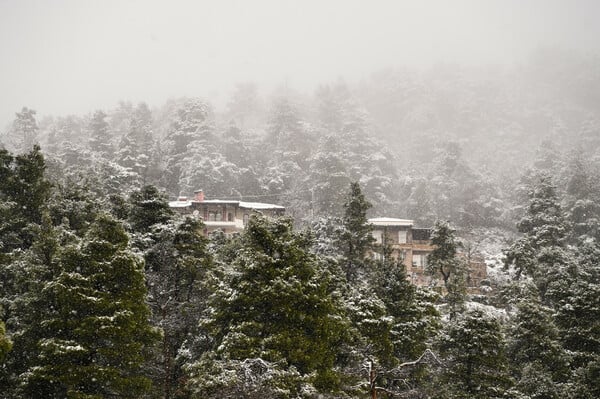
left=507, top=290, right=571, bottom=398
left=146, top=218, right=212, bottom=398
left=504, top=175, right=571, bottom=301
left=426, top=220, right=467, bottom=318
left=192, top=215, right=349, bottom=394
left=21, top=213, right=159, bottom=398
left=435, top=309, right=513, bottom=399
left=340, top=182, right=375, bottom=281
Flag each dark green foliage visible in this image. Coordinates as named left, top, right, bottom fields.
left=377, top=260, right=440, bottom=363
left=504, top=175, right=571, bottom=301
left=0, top=145, right=52, bottom=252
left=555, top=281, right=600, bottom=369
left=340, top=182, right=375, bottom=281
left=508, top=293, right=570, bottom=398
left=186, top=356, right=309, bottom=399
left=436, top=309, right=513, bottom=399
left=128, top=185, right=173, bottom=232
left=195, top=215, right=349, bottom=394
left=20, top=214, right=160, bottom=398
left=427, top=220, right=467, bottom=317
left=144, top=216, right=213, bottom=398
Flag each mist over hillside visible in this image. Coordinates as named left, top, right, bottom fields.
left=1, top=2, right=600, bottom=398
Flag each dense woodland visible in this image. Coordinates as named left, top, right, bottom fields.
left=1, top=51, right=600, bottom=398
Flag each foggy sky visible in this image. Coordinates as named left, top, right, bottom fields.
left=1, top=0, right=599, bottom=129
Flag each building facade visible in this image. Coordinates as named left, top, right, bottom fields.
left=369, top=217, right=435, bottom=286
left=369, top=217, right=487, bottom=291
left=169, top=190, right=285, bottom=235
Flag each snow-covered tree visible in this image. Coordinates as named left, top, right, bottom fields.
left=435, top=309, right=513, bottom=399
left=339, top=182, right=375, bottom=282
left=161, top=98, right=213, bottom=195
left=21, top=214, right=159, bottom=398
left=504, top=174, right=572, bottom=301
left=12, top=107, right=38, bottom=153
left=193, top=215, right=349, bottom=393
left=508, top=291, right=571, bottom=398
left=427, top=220, right=467, bottom=318
left=88, top=110, right=113, bottom=156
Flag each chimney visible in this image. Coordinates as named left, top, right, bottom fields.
left=194, top=189, right=205, bottom=202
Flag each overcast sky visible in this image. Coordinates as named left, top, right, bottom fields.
left=1, top=0, right=599, bottom=128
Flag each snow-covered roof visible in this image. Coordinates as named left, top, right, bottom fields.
left=369, top=217, right=414, bottom=227
left=239, top=201, right=285, bottom=210
left=169, top=200, right=192, bottom=208
left=168, top=199, right=284, bottom=211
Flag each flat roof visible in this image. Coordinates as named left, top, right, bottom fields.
left=369, top=217, right=414, bottom=227
left=168, top=199, right=284, bottom=211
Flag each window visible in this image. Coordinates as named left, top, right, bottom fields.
left=208, top=211, right=216, bottom=221
left=398, top=229, right=407, bottom=244
left=413, top=253, right=427, bottom=269
left=228, top=212, right=234, bottom=222
left=243, top=214, right=249, bottom=226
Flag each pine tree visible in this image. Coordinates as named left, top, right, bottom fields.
left=508, top=291, right=571, bottom=398
left=1, top=212, right=66, bottom=397
left=12, top=107, right=38, bottom=152
left=504, top=175, right=571, bottom=301
left=0, top=146, right=51, bottom=252
left=436, top=309, right=513, bottom=399
left=194, top=215, right=349, bottom=393
left=161, top=99, right=213, bottom=195
left=426, top=220, right=467, bottom=318
left=340, top=182, right=375, bottom=282
left=144, top=216, right=213, bottom=399
left=88, top=110, right=113, bottom=156
left=21, top=213, right=160, bottom=398
left=128, top=185, right=173, bottom=233
left=374, top=246, right=440, bottom=363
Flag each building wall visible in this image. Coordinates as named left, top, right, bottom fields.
left=170, top=200, right=285, bottom=236
left=370, top=224, right=487, bottom=293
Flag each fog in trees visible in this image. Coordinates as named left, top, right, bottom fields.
left=1, top=1, right=600, bottom=398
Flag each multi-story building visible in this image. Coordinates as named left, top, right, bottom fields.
left=369, top=217, right=487, bottom=290
left=169, top=190, right=285, bottom=235
left=369, top=217, right=435, bottom=286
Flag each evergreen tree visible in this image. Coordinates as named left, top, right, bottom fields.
left=374, top=245, right=440, bottom=363
left=340, top=182, right=375, bottom=281
left=1, top=212, right=66, bottom=397
left=12, top=107, right=38, bottom=152
left=426, top=220, right=467, bottom=318
left=193, top=215, right=349, bottom=394
left=128, top=185, right=173, bottom=233
left=88, top=110, right=113, bottom=156
left=161, top=99, right=213, bottom=195
left=144, top=216, right=212, bottom=399
left=21, top=213, right=160, bottom=398
left=504, top=175, right=571, bottom=301
left=508, top=291, right=571, bottom=398
left=555, top=281, right=600, bottom=370
left=0, top=146, right=52, bottom=252
left=436, top=309, right=513, bottom=399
